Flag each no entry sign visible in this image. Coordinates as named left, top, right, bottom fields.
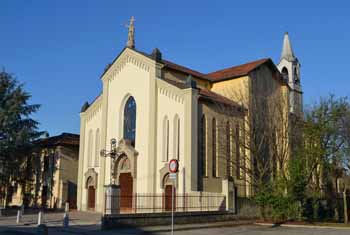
left=169, top=159, right=178, bottom=173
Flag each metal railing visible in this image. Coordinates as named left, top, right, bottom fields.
left=105, top=192, right=226, bottom=214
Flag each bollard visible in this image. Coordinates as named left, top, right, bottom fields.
left=20, top=204, right=24, bottom=216
left=63, top=202, right=69, bottom=228
left=16, top=210, right=21, bottom=224
left=63, top=212, right=69, bottom=228
left=65, top=202, right=69, bottom=213
left=37, top=211, right=43, bottom=225
left=37, top=224, right=48, bottom=235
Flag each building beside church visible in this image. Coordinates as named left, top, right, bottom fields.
left=8, top=133, right=79, bottom=209
left=77, top=18, right=303, bottom=213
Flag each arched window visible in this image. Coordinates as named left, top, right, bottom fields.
left=163, top=116, right=170, bottom=161
left=226, top=121, right=232, bottom=177
left=123, top=96, right=136, bottom=146
left=87, top=130, right=93, bottom=167
left=212, top=118, right=217, bottom=177
left=235, top=124, right=241, bottom=179
left=294, top=67, right=299, bottom=84
left=95, top=129, right=100, bottom=167
left=200, top=115, right=207, bottom=177
left=281, top=67, right=289, bottom=81
left=173, top=115, right=180, bottom=160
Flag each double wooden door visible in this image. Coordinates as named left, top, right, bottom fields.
left=119, top=173, right=133, bottom=212
left=87, top=186, right=95, bottom=209
left=164, top=185, right=176, bottom=211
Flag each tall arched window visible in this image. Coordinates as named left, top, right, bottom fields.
left=226, top=121, right=231, bottom=177
left=294, top=67, right=299, bottom=84
left=199, top=115, right=207, bottom=177
left=235, top=123, right=241, bottom=179
left=87, top=130, right=93, bottom=167
left=212, top=118, right=217, bottom=177
left=123, top=96, right=136, bottom=146
left=95, top=129, right=100, bottom=167
left=173, top=115, right=180, bottom=160
left=163, top=116, right=169, bottom=161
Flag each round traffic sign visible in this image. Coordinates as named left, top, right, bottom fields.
left=169, top=159, right=178, bottom=173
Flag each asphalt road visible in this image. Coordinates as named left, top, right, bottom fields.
left=1, top=211, right=350, bottom=235
left=153, top=225, right=350, bottom=235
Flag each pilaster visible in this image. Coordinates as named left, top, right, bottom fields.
left=98, top=79, right=110, bottom=213
left=77, top=113, right=86, bottom=211
left=184, top=88, right=198, bottom=192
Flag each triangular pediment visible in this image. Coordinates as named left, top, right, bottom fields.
left=100, top=47, right=157, bottom=82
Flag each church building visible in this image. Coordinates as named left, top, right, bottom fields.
left=77, top=17, right=303, bottom=213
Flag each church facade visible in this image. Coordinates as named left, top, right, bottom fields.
left=77, top=18, right=303, bottom=213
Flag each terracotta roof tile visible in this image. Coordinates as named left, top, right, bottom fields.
left=162, top=57, right=273, bottom=82
left=206, top=58, right=270, bottom=81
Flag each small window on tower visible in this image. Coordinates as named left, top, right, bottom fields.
left=281, top=67, right=289, bottom=81
left=294, top=67, right=299, bottom=84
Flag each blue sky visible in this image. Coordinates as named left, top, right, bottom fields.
left=1, top=1, right=350, bottom=135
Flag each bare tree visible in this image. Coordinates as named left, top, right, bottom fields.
left=215, top=81, right=295, bottom=196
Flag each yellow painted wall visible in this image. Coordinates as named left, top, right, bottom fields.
left=211, top=76, right=250, bottom=107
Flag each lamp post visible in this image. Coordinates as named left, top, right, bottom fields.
left=100, top=138, right=121, bottom=215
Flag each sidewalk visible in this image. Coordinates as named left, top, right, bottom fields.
left=0, top=218, right=254, bottom=235
left=255, top=222, right=350, bottom=230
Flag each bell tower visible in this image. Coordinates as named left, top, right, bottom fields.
left=277, top=32, right=303, bottom=116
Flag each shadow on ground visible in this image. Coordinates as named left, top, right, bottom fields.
left=0, top=224, right=159, bottom=235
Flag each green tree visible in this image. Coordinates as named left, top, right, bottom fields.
left=298, top=95, right=350, bottom=221
left=0, top=70, right=42, bottom=207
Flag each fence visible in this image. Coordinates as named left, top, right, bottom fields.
left=105, top=192, right=226, bottom=214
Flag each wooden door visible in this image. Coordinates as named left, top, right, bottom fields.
left=87, top=186, right=95, bottom=209
left=41, top=186, right=48, bottom=208
left=164, top=185, right=176, bottom=211
left=68, top=181, right=77, bottom=209
left=119, top=173, right=133, bottom=212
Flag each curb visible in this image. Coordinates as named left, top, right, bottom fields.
left=142, top=221, right=254, bottom=233
left=255, top=222, right=350, bottom=230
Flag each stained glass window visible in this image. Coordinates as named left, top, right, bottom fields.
left=123, top=96, right=136, bottom=146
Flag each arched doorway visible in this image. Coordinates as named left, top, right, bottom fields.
left=119, top=173, right=133, bottom=212
left=112, top=143, right=138, bottom=212
left=86, top=176, right=95, bottom=210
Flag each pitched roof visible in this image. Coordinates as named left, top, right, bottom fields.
left=198, top=88, right=243, bottom=109
left=162, top=59, right=210, bottom=80
left=205, top=58, right=270, bottom=81
left=161, top=57, right=275, bottom=83
left=36, top=133, right=80, bottom=147
left=101, top=47, right=274, bottom=83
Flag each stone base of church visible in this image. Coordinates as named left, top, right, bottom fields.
left=101, top=211, right=240, bottom=230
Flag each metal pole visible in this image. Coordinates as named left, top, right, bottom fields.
left=171, top=177, right=175, bottom=235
